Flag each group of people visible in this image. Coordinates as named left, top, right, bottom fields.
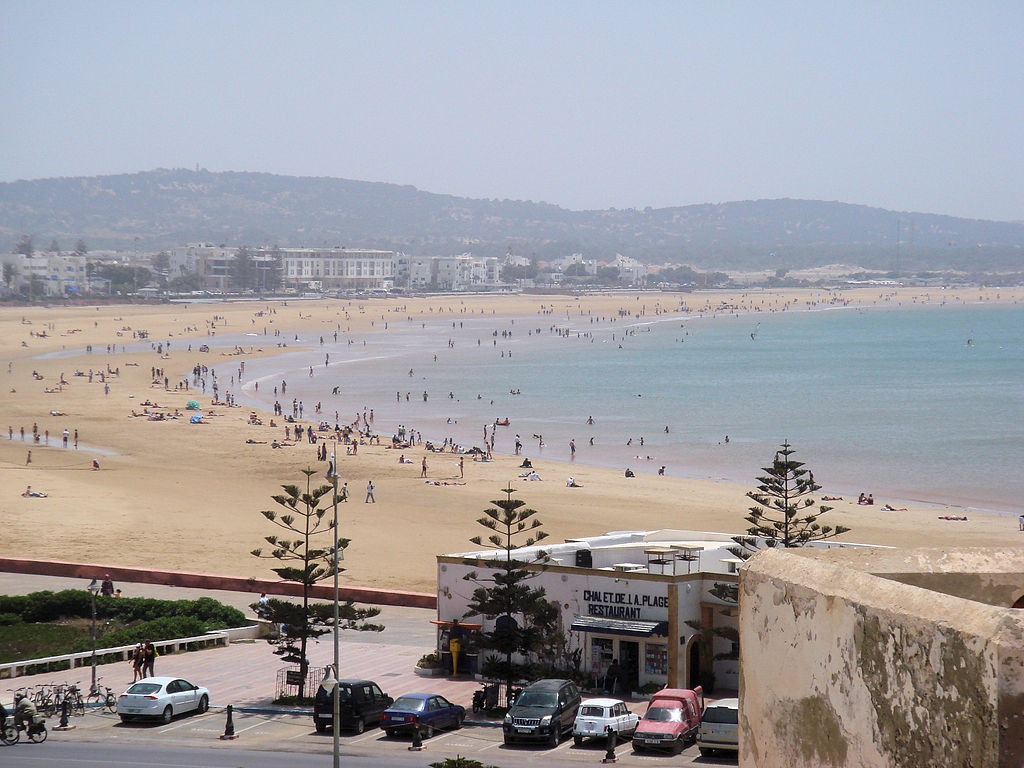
left=857, top=493, right=875, bottom=505
left=130, top=641, right=159, bottom=682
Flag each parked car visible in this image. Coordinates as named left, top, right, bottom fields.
left=503, top=679, right=582, bottom=748
left=572, top=697, right=639, bottom=746
left=698, top=697, right=739, bottom=756
left=313, top=678, right=393, bottom=734
left=381, top=693, right=465, bottom=738
left=116, top=676, right=209, bottom=724
left=632, top=686, right=704, bottom=754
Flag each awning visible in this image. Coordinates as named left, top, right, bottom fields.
left=570, top=615, right=669, bottom=638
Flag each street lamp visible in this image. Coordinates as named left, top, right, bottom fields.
left=87, top=578, right=100, bottom=694
left=326, top=453, right=341, bottom=768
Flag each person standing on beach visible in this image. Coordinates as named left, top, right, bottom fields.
left=421, top=457, right=428, bottom=478
left=365, top=480, right=375, bottom=503
left=459, top=456, right=464, bottom=478
left=569, top=439, right=576, bottom=461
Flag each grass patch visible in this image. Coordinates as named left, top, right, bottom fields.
left=0, top=622, right=91, bottom=664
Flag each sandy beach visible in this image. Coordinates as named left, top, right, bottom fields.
left=1, top=287, right=1021, bottom=594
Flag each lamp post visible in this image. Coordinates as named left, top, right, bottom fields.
left=327, top=453, right=341, bottom=768
left=87, top=578, right=100, bottom=694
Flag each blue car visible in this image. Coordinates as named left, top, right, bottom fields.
left=381, top=693, right=466, bottom=738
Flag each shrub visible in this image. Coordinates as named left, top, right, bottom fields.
left=70, top=616, right=209, bottom=653
left=0, top=590, right=246, bottom=628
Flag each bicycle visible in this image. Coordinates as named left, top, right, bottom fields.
left=86, top=678, right=117, bottom=714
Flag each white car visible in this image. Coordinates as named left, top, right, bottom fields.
left=573, top=697, right=639, bottom=746
left=698, top=697, right=739, bottom=755
left=116, top=676, right=210, bottom=724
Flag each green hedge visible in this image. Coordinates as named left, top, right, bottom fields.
left=0, top=591, right=246, bottom=628
left=70, top=615, right=210, bottom=653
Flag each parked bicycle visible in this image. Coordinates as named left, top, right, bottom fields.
left=86, top=678, right=117, bottom=713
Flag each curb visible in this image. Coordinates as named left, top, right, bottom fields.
left=212, top=704, right=504, bottom=727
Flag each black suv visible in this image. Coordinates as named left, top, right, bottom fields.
left=313, top=678, right=393, bottom=734
left=503, top=679, right=582, bottom=747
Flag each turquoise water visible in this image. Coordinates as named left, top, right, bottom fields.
left=242, top=302, right=1024, bottom=515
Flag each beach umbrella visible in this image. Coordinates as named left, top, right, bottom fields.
left=186, top=399, right=201, bottom=410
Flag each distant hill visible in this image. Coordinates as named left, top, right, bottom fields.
left=1, top=168, right=1022, bottom=272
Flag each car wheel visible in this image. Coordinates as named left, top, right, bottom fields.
left=353, top=718, right=365, bottom=734
left=197, top=695, right=209, bottom=714
left=161, top=706, right=173, bottom=724
left=455, top=712, right=464, bottom=729
left=503, top=735, right=515, bottom=746
left=673, top=736, right=685, bottom=754
left=384, top=728, right=396, bottom=738
left=423, top=724, right=434, bottom=739
left=118, top=715, right=130, bottom=724
left=573, top=735, right=584, bottom=747
left=699, top=747, right=711, bottom=756
left=315, top=720, right=329, bottom=733
left=548, top=728, right=560, bottom=749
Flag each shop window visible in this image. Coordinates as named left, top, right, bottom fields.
left=644, top=643, right=668, bottom=676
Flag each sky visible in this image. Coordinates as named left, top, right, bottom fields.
left=2, top=1, right=1022, bottom=221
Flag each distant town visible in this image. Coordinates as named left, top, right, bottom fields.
left=1, top=240, right=928, bottom=300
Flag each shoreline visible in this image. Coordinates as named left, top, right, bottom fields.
left=2, top=287, right=1022, bottom=594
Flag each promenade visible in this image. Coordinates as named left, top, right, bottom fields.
left=0, top=573, right=484, bottom=715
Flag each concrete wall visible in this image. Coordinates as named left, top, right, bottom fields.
left=740, top=548, right=1024, bottom=768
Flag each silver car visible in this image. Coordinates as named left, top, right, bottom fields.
left=698, top=697, right=739, bottom=756
left=573, top=697, right=639, bottom=746
left=116, top=676, right=210, bottom=724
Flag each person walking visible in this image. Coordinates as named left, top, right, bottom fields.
left=101, top=574, right=115, bottom=597
left=131, top=644, right=145, bottom=682
left=365, top=480, right=376, bottom=503
left=142, top=641, right=157, bottom=678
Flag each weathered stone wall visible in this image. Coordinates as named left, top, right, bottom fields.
left=740, top=548, right=1024, bottom=768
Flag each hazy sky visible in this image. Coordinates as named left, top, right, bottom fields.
left=3, top=2, right=1022, bottom=221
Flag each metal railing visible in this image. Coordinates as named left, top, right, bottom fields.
left=0, top=631, right=229, bottom=680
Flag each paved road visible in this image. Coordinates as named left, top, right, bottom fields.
left=0, top=707, right=736, bottom=767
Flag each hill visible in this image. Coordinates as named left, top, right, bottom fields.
left=1, top=168, right=1022, bottom=272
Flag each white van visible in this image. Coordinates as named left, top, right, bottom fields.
left=697, top=697, right=739, bottom=756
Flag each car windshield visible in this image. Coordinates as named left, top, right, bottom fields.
left=516, top=691, right=557, bottom=708
left=390, top=696, right=426, bottom=712
left=703, top=706, right=739, bottom=724
left=125, top=683, right=162, bottom=695
left=579, top=705, right=607, bottom=717
left=644, top=707, right=683, bottom=723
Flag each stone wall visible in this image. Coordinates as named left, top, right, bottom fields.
left=739, top=547, right=1024, bottom=768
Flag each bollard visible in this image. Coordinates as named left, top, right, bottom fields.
left=602, top=725, right=618, bottom=763
left=55, top=697, right=75, bottom=731
left=220, top=704, right=237, bottom=740
left=408, top=716, right=424, bottom=751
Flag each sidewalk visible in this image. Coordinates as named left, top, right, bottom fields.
left=0, top=572, right=491, bottom=717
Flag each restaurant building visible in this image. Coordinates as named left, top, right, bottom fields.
left=435, top=529, right=747, bottom=693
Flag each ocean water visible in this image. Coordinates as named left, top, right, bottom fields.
left=239, top=302, right=1024, bottom=516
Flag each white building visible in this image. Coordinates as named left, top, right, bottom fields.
left=399, top=253, right=501, bottom=291
left=275, top=247, right=395, bottom=291
left=436, top=529, right=746, bottom=693
left=15, top=253, right=89, bottom=296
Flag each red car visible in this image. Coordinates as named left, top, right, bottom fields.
left=632, top=687, right=704, bottom=754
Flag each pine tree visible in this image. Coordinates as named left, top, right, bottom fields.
left=251, top=468, right=383, bottom=698
left=731, top=440, right=850, bottom=558
left=463, top=486, right=552, bottom=704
